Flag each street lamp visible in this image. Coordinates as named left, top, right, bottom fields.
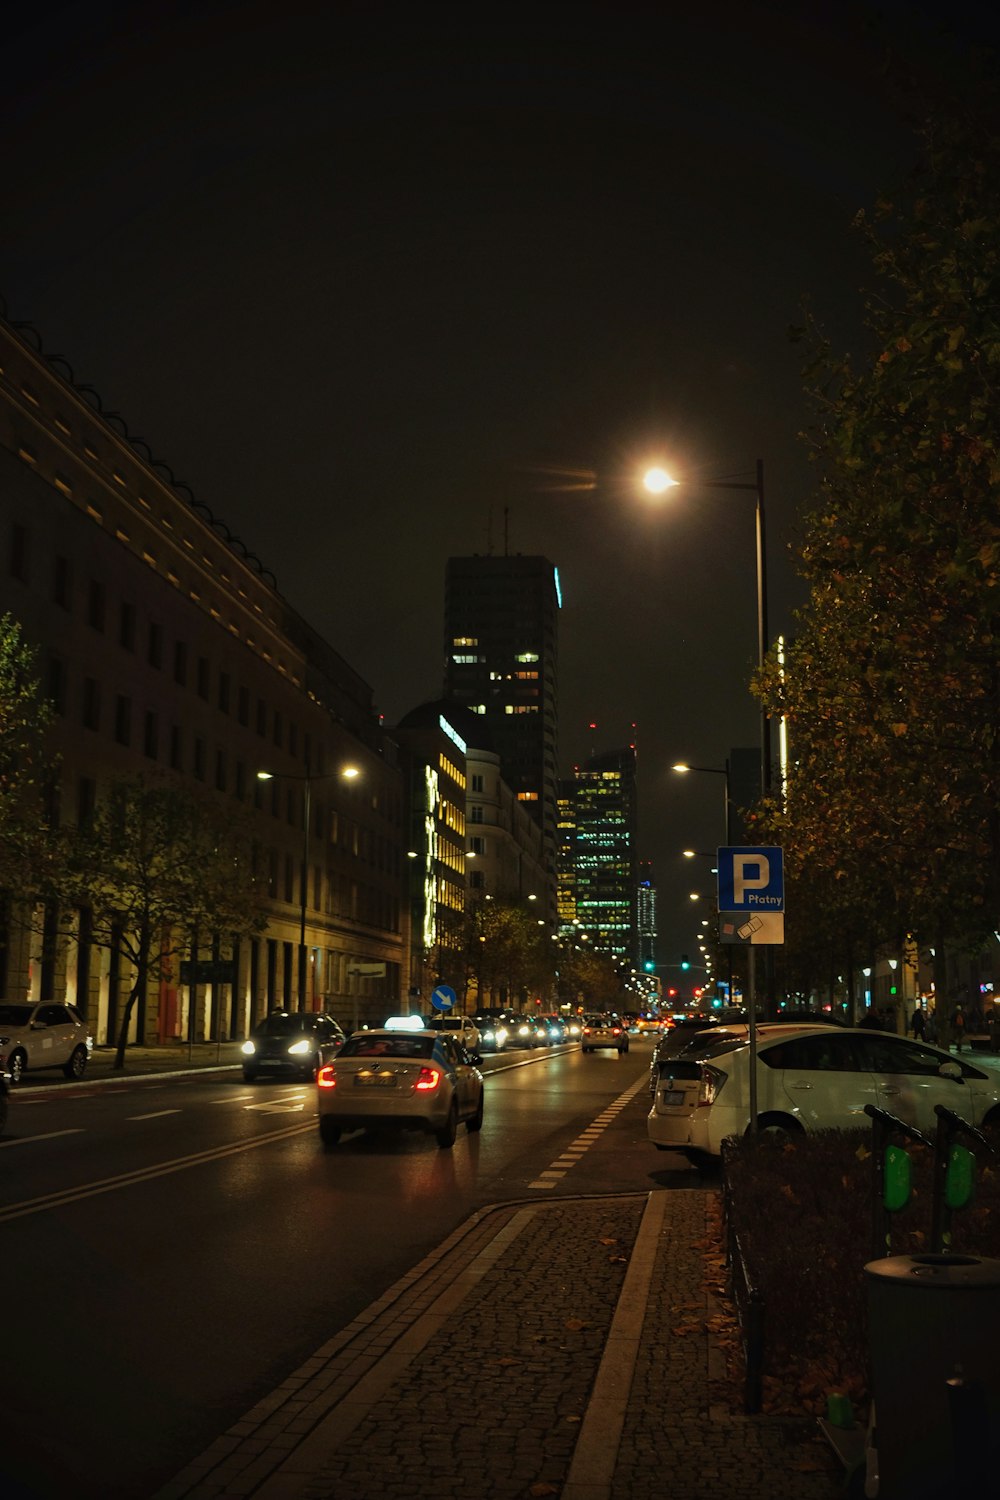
left=672, top=762, right=732, bottom=844
left=646, top=461, right=770, bottom=795
left=257, top=761, right=361, bottom=1011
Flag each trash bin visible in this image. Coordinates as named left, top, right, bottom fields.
left=865, top=1253, right=1000, bottom=1500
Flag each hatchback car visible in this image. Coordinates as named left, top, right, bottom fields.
left=241, top=1011, right=346, bottom=1082
left=316, top=1028, right=484, bottom=1148
left=0, top=1002, right=93, bottom=1083
left=473, top=1012, right=513, bottom=1053
left=581, top=1015, right=630, bottom=1054
left=648, top=1025, right=1000, bottom=1160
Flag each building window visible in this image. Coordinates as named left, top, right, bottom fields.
left=471, top=774, right=484, bottom=792
left=148, top=623, right=163, bottom=669
left=470, top=869, right=485, bottom=889
left=470, top=836, right=485, bottom=854
left=114, top=694, right=131, bottom=745
left=237, top=685, right=249, bottom=726
left=88, top=580, right=106, bottom=632
left=119, top=602, right=136, bottom=651
left=197, top=657, right=210, bottom=699
left=47, top=657, right=67, bottom=716
left=144, top=710, right=158, bottom=760
left=471, top=806, right=483, bottom=823
left=174, top=640, right=188, bottom=685
left=77, top=777, right=97, bottom=830
left=82, top=677, right=100, bottom=731
left=218, top=672, right=230, bottom=713
left=10, top=523, right=28, bottom=582
left=53, top=555, right=71, bottom=609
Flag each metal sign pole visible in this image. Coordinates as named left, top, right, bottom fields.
left=748, top=945, right=758, bottom=1133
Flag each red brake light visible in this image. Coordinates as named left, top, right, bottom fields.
left=612, top=1027, right=621, bottom=1036
left=582, top=1027, right=591, bottom=1035
left=415, top=1066, right=441, bottom=1092
left=317, top=1065, right=337, bottom=1089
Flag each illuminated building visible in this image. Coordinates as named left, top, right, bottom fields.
left=442, top=553, right=560, bottom=921
left=565, top=747, right=638, bottom=965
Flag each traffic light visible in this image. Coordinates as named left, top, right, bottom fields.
left=643, top=959, right=656, bottom=973
left=680, top=954, right=690, bottom=970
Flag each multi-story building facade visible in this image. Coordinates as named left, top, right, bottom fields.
left=637, top=859, right=658, bottom=974
left=563, top=747, right=639, bottom=966
left=0, top=313, right=406, bottom=1042
left=442, top=554, right=560, bottom=921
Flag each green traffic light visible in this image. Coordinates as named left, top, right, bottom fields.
left=681, top=954, right=690, bottom=970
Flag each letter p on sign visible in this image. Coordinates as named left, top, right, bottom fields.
left=733, top=854, right=770, bottom=904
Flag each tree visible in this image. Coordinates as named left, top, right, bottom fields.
left=63, top=777, right=265, bottom=1068
left=754, top=100, right=1000, bottom=1026
left=0, top=613, right=56, bottom=893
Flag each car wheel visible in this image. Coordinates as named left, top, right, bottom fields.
left=466, top=1091, right=484, bottom=1133
left=7, top=1049, right=26, bottom=1084
left=319, top=1117, right=341, bottom=1149
left=242, top=1067, right=258, bottom=1083
left=63, top=1045, right=89, bottom=1080
left=754, top=1114, right=803, bottom=1142
left=582, top=1045, right=591, bottom=1054
left=436, top=1100, right=458, bottom=1149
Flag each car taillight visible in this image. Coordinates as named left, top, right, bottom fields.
left=317, top=1065, right=337, bottom=1089
left=415, top=1066, right=441, bottom=1092
left=582, top=1027, right=591, bottom=1036
left=612, top=1027, right=621, bottom=1036
left=698, top=1065, right=725, bottom=1106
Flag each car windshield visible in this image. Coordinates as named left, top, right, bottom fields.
left=0, top=1005, right=32, bottom=1026
left=340, top=1034, right=436, bottom=1059
left=253, top=1014, right=314, bottom=1037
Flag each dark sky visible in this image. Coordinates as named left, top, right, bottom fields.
left=4, top=1, right=995, bottom=970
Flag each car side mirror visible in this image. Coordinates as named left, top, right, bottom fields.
left=939, top=1060, right=963, bottom=1081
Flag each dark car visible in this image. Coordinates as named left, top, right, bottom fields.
left=241, top=1011, right=346, bottom=1082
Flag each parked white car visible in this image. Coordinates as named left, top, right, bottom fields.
left=648, top=1025, right=1000, bottom=1160
left=0, top=1002, right=93, bottom=1083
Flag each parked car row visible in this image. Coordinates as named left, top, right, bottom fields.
left=647, top=1021, right=1000, bottom=1161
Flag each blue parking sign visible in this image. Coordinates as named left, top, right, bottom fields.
left=717, top=847, right=784, bottom=912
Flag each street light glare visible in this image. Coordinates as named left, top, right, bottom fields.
left=642, top=466, right=679, bottom=496
left=672, top=763, right=690, bottom=774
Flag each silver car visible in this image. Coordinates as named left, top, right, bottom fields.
left=0, top=1002, right=93, bottom=1083
left=317, top=1028, right=484, bottom=1149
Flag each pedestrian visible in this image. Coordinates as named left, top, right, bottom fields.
left=926, top=1006, right=938, bottom=1044
left=912, top=1004, right=926, bottom=1041
left=859, top=1008, right=882, bottom=1030
left=953, top=1004, right=966, bottom=1052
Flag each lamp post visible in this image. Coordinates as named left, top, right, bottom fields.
left=645, top=461, right=770, bottom=796
left=672, top=762, right=732, bottom=843
left=257, top=761, right=360, bottom=1012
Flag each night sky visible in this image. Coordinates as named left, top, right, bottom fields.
left=4, top=1, right=996, bottom=970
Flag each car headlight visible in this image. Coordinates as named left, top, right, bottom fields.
left=241, top=1041, right=256, bottom=1056
left=287, top=1039, right=312, bottom=1055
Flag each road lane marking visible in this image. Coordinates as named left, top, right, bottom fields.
left=127, top=1110, right=182, bottom=1121
left=0, top=1129, right=85, bottom=1148
left=528, top=1073, right=649, bottom=1189
left=0, top=1120, right=315, bottom=1221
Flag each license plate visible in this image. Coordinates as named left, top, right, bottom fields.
left=662, top=1089, right=686, bottom=1106
left=354, top=1073, right=396, bottom=1088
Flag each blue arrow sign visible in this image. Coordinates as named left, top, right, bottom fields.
left=717, top=847, right=784, bottom=912
left=431, top=984, right=457, bottom=1012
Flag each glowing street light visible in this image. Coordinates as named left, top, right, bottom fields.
left=648, top=460, right=770, bottom=794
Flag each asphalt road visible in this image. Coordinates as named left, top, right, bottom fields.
left=1, top=1037, right=707, bottom=1499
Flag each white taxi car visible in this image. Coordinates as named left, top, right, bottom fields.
left=648, top=1025, right=1000, bottom=1160
left=317, top=1028, right=484, bottom=1149
left=0, top=1002, right=93, bottom=1083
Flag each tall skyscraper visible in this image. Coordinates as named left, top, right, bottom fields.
left=443, top=554, right=561, bottom=916
left=637, top=859, right=658, bottom=975
left=566, top=746, right=639, bottom=965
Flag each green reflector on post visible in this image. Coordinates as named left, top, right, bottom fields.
left=884, top=1144, right=911, bottom=1212
left=945, top=1144, right=975, bottom=1210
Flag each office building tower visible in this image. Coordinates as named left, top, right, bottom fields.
left=443, top=554, right=560, bottom=918
left=568, top=746, right=638, bottom=965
